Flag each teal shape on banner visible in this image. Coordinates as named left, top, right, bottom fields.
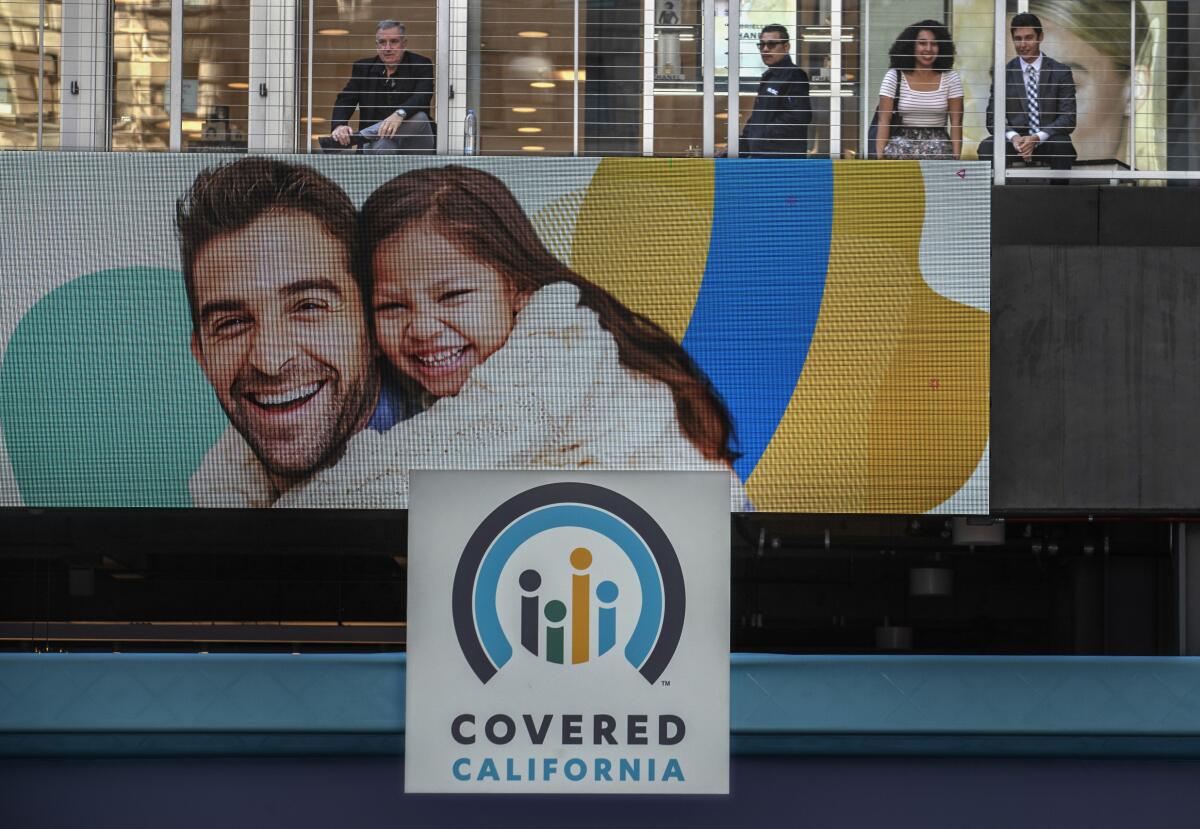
left=0, top=268, right=226, bottom=507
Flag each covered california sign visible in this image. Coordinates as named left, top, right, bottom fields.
left=405, top=470, right=730, bottom=793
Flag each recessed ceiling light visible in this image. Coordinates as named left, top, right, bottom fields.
left=530, top=81, right=556, bottom=89
left=181, top=119, right=204, bottom=132
left=522, top=145, right=545, bottom=152
left=716, top=112, right=728, bottom=120
left=227, top=81, right=249, bottom=90
left=317, top=28, right=349, bottom=35
left=303, top=116, right=327, bottom=123
left=518, top=31, right=549, bottom=38
left=518, top=126, right=542, bottom=133
left=554, top=69, right=586, bottom=81
left=512, top=107, right=537, bottom=113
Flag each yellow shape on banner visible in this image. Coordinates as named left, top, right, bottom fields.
left=747, top=161, right=988, bottom=512
left=569, top=158, right=713, bottom=341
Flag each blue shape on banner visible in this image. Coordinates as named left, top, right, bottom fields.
left=682, top=160, right=833, bottom=481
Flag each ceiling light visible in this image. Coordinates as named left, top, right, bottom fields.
left=554, top=69, right=586, bottom=81
left=716, top=112, right=728, bottom=120
left=181, top=119, right=204, bottom=132
left=530, top=81, right=555, bottom=89
left=227, top=81, right=249, bottom=90
left=511, top=106, right=537, bottom=114
left=518, top=126, right=542, bottom=133
left=518, top=31, right=549, bottom=38
left=521, top=145, right=545, bottom=152
left=317, top=28, right=349, bottom=35
left=303, top=115, right=327, bottom=123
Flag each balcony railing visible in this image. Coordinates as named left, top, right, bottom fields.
left=0, top=0, right=1196, bottom=181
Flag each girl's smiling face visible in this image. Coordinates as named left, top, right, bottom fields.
left=372, top=222, right=528, bottom=397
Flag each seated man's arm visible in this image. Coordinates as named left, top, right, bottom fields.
left=330, top=61, right=365, bottom=142
left=396, top=55, right=434, bottom=118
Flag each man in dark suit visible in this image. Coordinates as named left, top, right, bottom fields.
left=979, top=12, right=1076, bottom=171
left=328, top=20, right=434, bottom=154
left=739, top=25, right=812, bottom=158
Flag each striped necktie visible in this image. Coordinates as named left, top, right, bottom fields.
left=1025, top=64, right=1040, bottom=133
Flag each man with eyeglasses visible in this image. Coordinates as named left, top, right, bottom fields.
left=738, top=24, right=812, bottom=158
left=328, top=20, right=434, bottom=154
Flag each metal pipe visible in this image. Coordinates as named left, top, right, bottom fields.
left=37, top=0, right=44, bottom=150
left=701, top=0, right=714, bottom=156
left=306, top=0, right=314, bottom=153
left=169, top=0, right=183, bottom=151
left=573, top=0, right=580, bottom=156
left=725, top=0, right=739, bottom=157
left=992, top=0, right=1006, bottom=185
left=829, top=1, right=842, bottom=159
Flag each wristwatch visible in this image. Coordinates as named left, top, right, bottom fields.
left=394, top=108, right=407, bottom=119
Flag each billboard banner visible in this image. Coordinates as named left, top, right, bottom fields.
left=405, top=470, right=730, bottom=793
left=0, top=155, right=990, bottom=513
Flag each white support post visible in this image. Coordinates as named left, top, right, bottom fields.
left=642, top=0, right=654, bottom=156
left=860, top=0, right=869, bottom=159
left=1128, top=0, right=1136, bottom=170
left=60, top=0, right=111, bottom=150
left=992, top=0, right=1006, bottom=185
left=829, top=1, right=842, bottom=159
left=701, top=0, right=714, bottom=156
left=305, top=0, right=314, bottom=153
left=37, top=0, right=45, bottom=149
left=573, top=0, right=580, bottom=156
left=248, top=0, right=296, bottom=152
left=725, top=0, right=739, bottom=157
left=169, top=0, right=183, bottom=151
left=438, top=0, right=462, bottom=155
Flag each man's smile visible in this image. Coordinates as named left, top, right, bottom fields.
left=242, top=380, right=326, bottom=414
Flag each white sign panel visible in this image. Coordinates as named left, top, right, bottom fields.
left=406, top=471, right=730, bottom=794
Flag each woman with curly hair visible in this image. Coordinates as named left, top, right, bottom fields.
left=875, top=19, right=963, bottom=160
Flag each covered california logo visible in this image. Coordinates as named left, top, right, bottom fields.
left=452, top=482, right=686, bottom=685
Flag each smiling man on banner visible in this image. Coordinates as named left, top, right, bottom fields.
left=177, top=157, right=416, bottom=506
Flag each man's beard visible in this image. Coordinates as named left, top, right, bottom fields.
left=224, top=362, right=379, bottom=488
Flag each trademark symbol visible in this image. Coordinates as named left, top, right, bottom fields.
left=660, top=679, right=671, bottom=686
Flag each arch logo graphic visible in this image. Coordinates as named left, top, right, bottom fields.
left=452, top=482, right=685, bottom=685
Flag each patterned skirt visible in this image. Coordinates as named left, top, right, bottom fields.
left=883, top=127, right=954, bottom=160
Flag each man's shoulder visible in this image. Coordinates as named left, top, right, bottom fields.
left=403, top=51, right=433, bottom=67
left=1041, top=55, right=1073, bottom=76
left=351, top=56, right=382, bottom=73
left=781, top=64, right=809, bottom=83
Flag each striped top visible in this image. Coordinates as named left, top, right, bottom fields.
left=879, top=70, right=963, bottom=128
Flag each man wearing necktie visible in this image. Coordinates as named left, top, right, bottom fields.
left=980, top=12, right=1077, bottom=173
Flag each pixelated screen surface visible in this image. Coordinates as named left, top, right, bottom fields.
left=0, top=156, right=989, bottom=512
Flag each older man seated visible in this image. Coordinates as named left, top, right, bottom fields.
left=326, top=19, right=435, bottom=154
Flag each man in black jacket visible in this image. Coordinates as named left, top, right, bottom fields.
left=979, top=12, right=1076, bottom=171
left=739, top=25, right=811, bottom=158
left=328, top=20, right=434, bottom=154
